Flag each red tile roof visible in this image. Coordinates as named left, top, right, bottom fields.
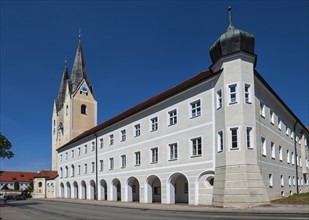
left=58, top=69, right=215, bottom=151
left=0, top=171, right=37, bottom=182
left=34, top=170, right=58, bottom=180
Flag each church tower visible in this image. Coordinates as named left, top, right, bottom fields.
left=51, top=33, right=97, bottom=171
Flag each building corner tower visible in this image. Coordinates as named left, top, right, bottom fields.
left=51, top=34, right=97, bottom=171
left=210, top=8, right=270, bottom=208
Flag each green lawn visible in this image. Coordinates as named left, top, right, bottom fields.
left=272, top=192, right=309, bottom=204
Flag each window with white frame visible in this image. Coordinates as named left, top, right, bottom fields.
left=192, top=137, right=202, bottom=156
left=169, top=110, right=177, bottom=126
left=78, top=147, right=81, bottom=156
left=121, top=129, right=126, bottom=142
left=91, top=141, right=95, bottom=151
left=244, top=84, right=251, bottom=103
left=291, top=131, right=294, bottom=140
left=278, top=118, right=282, bottom=130
left=135, top=151, right=141, bottom=166
left=169, top=143, right=178, bottom=160
left=271, top=142, right=275, bottom=159
left=65, top=166, right=68, bottom=177
left=78, top=165, right=81, bottom=175
left=109, top=158, right=114, bottom=170
left=216, top=89, right=222, bottom=109
left=291, top=152, right=295, bottom=165
left=246, top=127, right=253, bottom=149
left=287, top=150, right=290, bottom=163
left=281, top=175, right=284, bottom=187
left=190, top=100, right=201, bottom=117
left=286, top=127, right=290, bottom=136
left=151, top=147, right=158, bottom=163
left=84, top=145, right=87, bottom=154
left=72, top=150, right=74, bottom=158
left=261, top=137, right=266, bottom=156
left=269, top=174, right=273, bottom=188
left=150, top=117, right=158, bottom=131
left=260, top=102, right=265, bottom=117
left=270, top=110, right=275, bottom=125
left=99, top=138, right=103, bottom=148
left=84, top=164, right=87, bottom=174
left=99, top=160, right=103, bottom=171
left=60, top=168, right=63, bottom=178
left=228, top=84, right=237, bottom=104
left=134, top=124, right=140, bottom=137
left=121, top=155, right=126, bottom=168
left=230, top=127, right=238, bottom=149
left=91, top=162, right=95, bottom=173
left=288, top=176, right=291, bottom=186
left=217, top=131, right=224, bottom=152
left=71, top=165, right=75, bottom=177
left=279, top=146, right=282, bottom=161
left=109, top=134, right=114, bottom=145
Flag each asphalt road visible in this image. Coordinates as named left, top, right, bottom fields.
left=0, top=199, right=308, bottom=220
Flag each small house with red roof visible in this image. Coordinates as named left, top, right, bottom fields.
left=0, top=171, right=37, bottom=191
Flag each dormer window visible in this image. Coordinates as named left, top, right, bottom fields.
left=81, top=104, right=87, bottom=115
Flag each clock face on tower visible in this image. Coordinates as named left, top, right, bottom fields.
left=80, top=85, right=88, bottom=93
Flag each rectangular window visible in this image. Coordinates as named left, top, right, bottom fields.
left=229, top=84, right=237, bottom=104
left=281, top=175, right=284, bottom=187
left=230, top=128, right=238, bottom=149
left=65, top=152, right=68, bottom=160
left=270, top=110, right=275, bottom=125
left=150, top=117, right=158, bottom=131
left=169, top=110, right=177, bottom=126
left=269, top=174, right=273, bottom=188
left=190, top=100, right=201, bottom=117
left=293, top=176, right=295, bottom=186
left=84, top=164, right=87, bottom=174
left=244, top=84, right=251, bottom=103
left=260, top=102, right=265, bottom=117
left=288, top=176, right=291, bottom=186
left=99, top=160, right=103, bottom=171
left=261, top=137, right=266, bottom=156
left=60, top=154, right=63, bottom=161
left=91, top=162, right=95, bottom=173
left=121, top=130, right=126, bottom=142
left=246, top=127, right=253, bottom=149
left=135, top=151, right=141, bottom=166
left=216, top=90, right=222, bottom=109
left=91, top=141, right=95, bottom=151
left=84, top=145, right=87, bottom=154
left=121, top=155, right=126, bottom=168
left=278, top=118, right=282, bottom=130
left=192, top=137, right=202, bottom=156
left=287, top=150, right=290, bottom=163
left=134, top=124, right=140, bottom=137
left=78, top=147, right=81, bottom=156
left=286, top=127, right=290, bottom=136
left=279, top=146, right=282, bottom=161
left=291, top=152, right=295, bottom=165
left=109, top=134, right=114, bottom=145
left=271, top=142, right=275, bottom=159
left=78, top=165, right=81, bottom=175
left=169, top=143, right=178, bottom=160
left=151, top=148, right=158, bottom=163
left=109, top=158, right=114, bottom=170
left=71, top=150, right=74, bottom=158
left=217, top=131, right=224, bottom=152
left=100, top=138, right=103, bottom=148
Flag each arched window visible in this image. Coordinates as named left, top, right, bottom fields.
left=38, top=182, right=42, bottom=187
left=71, top=165, right=75, bottom=177
left=60, top=168, right=63, bottom=178
left=65, top=166, right=68, bottom=178
left=81, top=104, right=87, bottom=115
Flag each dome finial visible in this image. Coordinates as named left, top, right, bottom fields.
left=228, top=6, right=233, bottom=29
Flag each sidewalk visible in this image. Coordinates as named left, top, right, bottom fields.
left=37, top=198, right=309, bottom=214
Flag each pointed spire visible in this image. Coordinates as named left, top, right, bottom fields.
left=228, top=6, right=233, bottom=30
left=70, top=30, right=90, bottom=94
left=56, top=58, right=70, bottom=110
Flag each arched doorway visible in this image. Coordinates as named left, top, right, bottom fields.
left=126, top=177, right=140, bottom=202
left=99, top=179, right=107, bottom=200
left=73, top=181, right=79, bottom=199
left=60, top=182, right=64, bottom=198
left=145, top=175, right=161, bottom=203
left=66, top=182, right=71, bottom=199
left=195, top=171, right=214, bottom=205
left=81, top=181, right=87, bottom=200
left=90, top=180, right=96, bottom=200
left=111, top=178, right=121, bottom=201
left=168, top=173, right=189, bottom=204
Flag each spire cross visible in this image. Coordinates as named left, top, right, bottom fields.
left=228, top=6, right=233, bottom=28
left=78, top=28, right=82, bottom=43
left=64, top=56, right=68, bottom=68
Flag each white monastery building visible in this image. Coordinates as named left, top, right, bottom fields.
left=50, top=13, right=309, bottom=208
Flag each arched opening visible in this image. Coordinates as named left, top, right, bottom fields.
left=60, top=182, right=64, bottom=198
left=99, top=179, right=107, bottom=201
left=195, top=171, right=214, bottom=205
left=111, top=178, right=121, bottom=201
left=145, top=175, right=161, bottom=203
left=81, top=181, right=87, bottom=200
left=73, top=181, right=79, bottom=199
left=81, top=104, right=87, bottom=115
left=90, top=180, right=96, bottom=200
left=66, top=182, right=71, bottom=199
left=126, top=177, right=140, bottom=202
left=168, top=173, right=189, bottom=204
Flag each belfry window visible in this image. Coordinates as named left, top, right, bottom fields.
left=81, top=104, right=87, bottom=115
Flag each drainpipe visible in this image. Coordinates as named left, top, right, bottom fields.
left=293, top=121, right=299, bottom=194
left=94, top=133, right=98, bottom=200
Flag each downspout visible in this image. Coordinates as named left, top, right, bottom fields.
left=94, top=133, right=98, bottom=200
left=293, top=120, right=299, bottom=194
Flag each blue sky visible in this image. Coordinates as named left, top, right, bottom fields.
left=0, top=1, right=308, bottom=172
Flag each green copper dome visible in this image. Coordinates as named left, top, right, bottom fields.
left=209, top=25, right=255, bottom=64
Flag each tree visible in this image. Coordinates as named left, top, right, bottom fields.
left=14, top=181, right=20, bottom=190
left=0, top=132, right=14, bottom=159
left=26, top=181, right=34, bottom=192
